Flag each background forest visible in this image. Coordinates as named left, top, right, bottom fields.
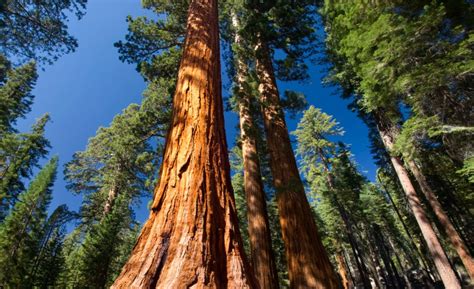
left=0, top=0, right=472, bottom=288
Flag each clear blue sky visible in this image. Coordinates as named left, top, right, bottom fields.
left=17, top=0, right=377, bottom=223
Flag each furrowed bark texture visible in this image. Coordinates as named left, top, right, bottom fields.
left=232, top=13, right=280, bottom=289
left=408, top=160, right=474, bottom=281
left=374, top=111, right=461, bottom=289
left=336, top=251, right=350, bottom=289
left=111, top=0, right=256, bottom=288
left=255, top=40, right=339, bottom=289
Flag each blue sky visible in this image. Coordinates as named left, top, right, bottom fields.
left=17, top=0, right=377, bottom=223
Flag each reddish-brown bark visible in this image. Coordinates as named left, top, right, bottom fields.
left=408, top=160, right=474, bottom=281
left=336, top=251, right=350, bottom=289
left=232, top=14, right=280, bottom=289
left=374, top=111, right=461, bottom=289
left=255, top=40, right=339, bottom=289
left=111, top=0, right=257, bottom=287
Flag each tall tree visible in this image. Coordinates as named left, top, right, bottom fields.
left=61, top=90, right=171, bottom=287
left=30, top=204, right=74, bottom=288
left=0, top=114, right=50, bottom=219
left=112, top=0, right=256, bottom=287
left=231, top=2, right=340, bottom=287
left=254, top=38, right=339, bottom=289
left=229, top=9, right=279, bottom=289
left=0, top=157, right=58, bottom=287
left=374, top=110, right=462, bottom=288
left=321, top=1, right=472, bottom=286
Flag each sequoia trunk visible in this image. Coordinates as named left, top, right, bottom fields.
left=111, top=0, right=256, bottom=287
left=232, top=13, right=280, bottom=289
left=374, top=111, right=461, bottom=289
left=255, top=39, right=339, bottom=289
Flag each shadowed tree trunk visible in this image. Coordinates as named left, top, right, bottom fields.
left=373, top=110, right=461, bottom=289
left=322, top=153, right=371, bottom=289
left=231, top=13, right=280, bottom=289
left=255, top=39, right=339, bottom=289
left=111, top=0, right=257, bottom=287
left=408, top=160, right=474, bottom=281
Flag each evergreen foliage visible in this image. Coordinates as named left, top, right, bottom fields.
left=0, top=0, right=88, bottom=64
left=0, top=157, right=58, bottom=287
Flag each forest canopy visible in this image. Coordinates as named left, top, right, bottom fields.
left=0, top=0, right=473, bottom=288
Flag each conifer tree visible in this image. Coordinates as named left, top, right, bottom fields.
left=0, top=0, right=88, bottom=64
left=321, top=1, right=472, bottom=286
left=61, top=92, right=171, bottom=286
left=228, top=6, right=279, bottom=288
left=0, top=59, right=50, bottom=218
left=31, top=204, right=74, bottom=288
left=112, top=0, right=256, bottom=287
left=0, top=157, right=58, bottom=287
left=230, top=2, right=341, bottom=287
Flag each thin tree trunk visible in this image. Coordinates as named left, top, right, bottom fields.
left=408, top=160, right=474, bottom=281
left=388, top=236, right=413, bottom=289
left=342, top=246, right=356, bottom=288
left=111, top=1, right=256, bottom=287
left=232, top=13, right=280, bottom=289
left=377, top=174, right=432, bottom=272
left=336, top=249, right=351, bottom=289
left=103, top=184, right=117, bottom=216
left=255, top=39, right=339, bottom=289
left=374, top=111, right=461, bottom=289
left=322, top=156, right=371, bottom=289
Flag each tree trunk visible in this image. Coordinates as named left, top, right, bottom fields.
left=103, top=184, right=117, bottom=216
left=374, top=110, right=461, bottom=289
left=111, top=1, right=256, bottom=287
left=232, top=13, right=280, bottom=289
left=377, top=174, right=432, bottom=272
left=322, top=154, right=371, bottom=289
left=387, top=236, right=413, bottom=289
left=342, top=247, right=356, bottom=288
left=336, top=250, right=351, bottom=289
left=255, top=39, right=339, bottom=289
left=408, top=160, right=474, bottom=281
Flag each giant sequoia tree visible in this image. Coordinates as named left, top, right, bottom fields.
left=112, top=0, right=256, bottom=287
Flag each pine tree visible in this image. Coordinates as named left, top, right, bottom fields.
left=321, top=1, right=473, bottom=285
left=31, top=204, right=75, bottom=288
left=0, top=60, right=37, bottom=133
left=70, top=195, right=135, bottom=288
left=0, top=59, right=50, bottom=218
left=0, top=157, right=58, bottom=287
left=61, top=92, right=171, bottom=286
left=0, top=114, right=50, bottom=218
left=0, top=0, right=87, bottom=64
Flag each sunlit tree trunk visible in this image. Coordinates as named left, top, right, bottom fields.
left=255, top=39, right=339, bottom=289
left=232, top=13, right=280, bottom=289
left=111, top=0, right=257, bottom=287
left=374, top=110, right=461, bottom=289
left=336, top=249, right=351, bottom=289
left=103, top=185, right=117, bottom=216
left=408, top=160, right=474, bottom=281
left=377, top=174, right=432, bottom=273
